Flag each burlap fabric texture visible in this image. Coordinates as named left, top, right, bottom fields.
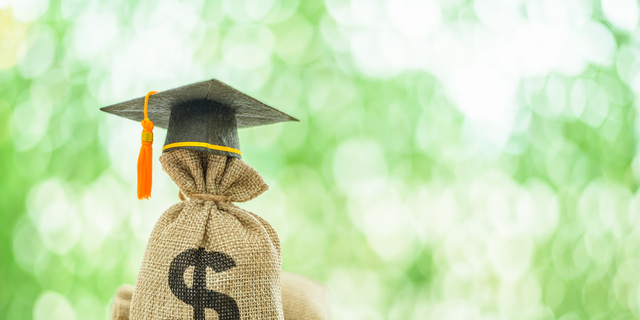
left=113, top=273, right=330, bottom=320
left=129, top=149, right=283, bottom=320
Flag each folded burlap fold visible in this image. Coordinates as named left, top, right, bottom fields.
left=111, top=284, right=134, bottom=320
left=281, top=273, right=331, bottom=320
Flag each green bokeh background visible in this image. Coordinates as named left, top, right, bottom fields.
left=2, top=0, right=640, bottom=319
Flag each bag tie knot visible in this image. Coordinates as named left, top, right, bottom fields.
left=179, top=191, right=229, bottom=202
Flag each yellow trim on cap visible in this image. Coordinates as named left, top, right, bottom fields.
left=162, top=142, right=242, bottom=155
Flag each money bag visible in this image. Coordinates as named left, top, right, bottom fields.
left=130, top=149, right=282, bottom=319
left=102, top=79, right=329, bottom=320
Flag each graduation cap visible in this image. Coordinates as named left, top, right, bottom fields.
left=101, top=78, right=298, bottom=199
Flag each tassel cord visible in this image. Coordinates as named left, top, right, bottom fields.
left=137, top=91, right=158, bottom=199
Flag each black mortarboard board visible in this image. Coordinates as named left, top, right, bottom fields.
left=100, top=78, right=299, bottom=158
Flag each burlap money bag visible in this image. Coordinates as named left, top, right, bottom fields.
left=130, top=149, right=283, bottom=320
left=113, top=273, right=330, bottom=320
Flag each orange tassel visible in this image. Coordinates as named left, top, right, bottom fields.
left=137, top=91, right=158, bottom=200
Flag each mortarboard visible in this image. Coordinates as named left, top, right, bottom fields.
left=100, top=78, right=298, bottom=199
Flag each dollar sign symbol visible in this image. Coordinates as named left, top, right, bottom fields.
left=168, top=248, right=240, bottom=320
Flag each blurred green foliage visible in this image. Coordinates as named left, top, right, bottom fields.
left=2, top=0, right=640, bottom=319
